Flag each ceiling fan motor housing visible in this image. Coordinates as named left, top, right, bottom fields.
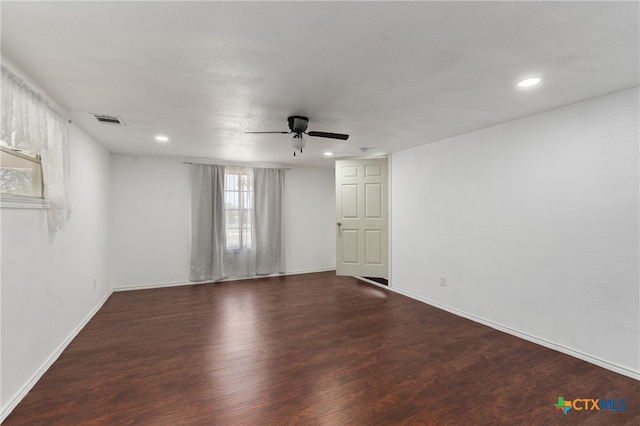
left=288, top=116, right=309, bottom=133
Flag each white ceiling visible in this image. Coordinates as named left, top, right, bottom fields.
left=1, top=1, right=638, bottom=168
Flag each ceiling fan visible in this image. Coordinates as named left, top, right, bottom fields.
left=246, top=116, right=349, bottom=156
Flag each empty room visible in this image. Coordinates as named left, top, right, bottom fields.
left=1, top=1, right=638, bottom=424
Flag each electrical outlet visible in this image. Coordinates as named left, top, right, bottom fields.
left=440, top=276, right=447, bottom=287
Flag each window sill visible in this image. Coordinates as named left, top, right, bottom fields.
left=0, top=195, right=51, bottom=209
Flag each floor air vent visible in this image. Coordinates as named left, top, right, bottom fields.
left=92, top=114, right=125, bottom=126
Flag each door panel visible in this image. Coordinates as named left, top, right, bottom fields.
left=365, top=229, right=383, bottom=265
left=336, top=158, right=388, bottom=278
left=342, top=184, right=359, bottom=218
left=365, top=183, right=382, bottom=218
left=341, top=165, right=359, bottom=178
left=341, top=230, right=359, bottom=263
left=365, top=164, right=382, bottom=177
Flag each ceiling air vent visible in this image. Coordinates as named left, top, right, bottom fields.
left=91, top=114, right=125, bottom=126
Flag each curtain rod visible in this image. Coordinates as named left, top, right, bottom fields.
left=183, top=161, right=290, bottom=170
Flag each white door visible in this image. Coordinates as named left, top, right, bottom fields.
left=335, top=158, right=388, bottom=278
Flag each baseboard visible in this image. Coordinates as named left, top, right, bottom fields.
left=282, top=268, right=336, bottom=276
left=114, top=280, right=199, bottom=292
left=1, top=289, right=114, bottom=423
left=114, top=268, right=336, bottom=292
left=386, top=286, right=639, bottom=381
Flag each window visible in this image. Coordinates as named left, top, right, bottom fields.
left=1, top=65, right=68, bottom=220
left=223, top=168, right=253, bottom=250
left=0, top=145, right=44, bottom=199
left=190, top=164, right=284, bottom=282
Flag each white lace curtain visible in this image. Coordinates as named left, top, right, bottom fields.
left=190, top=164, right=285, bottom=281
left=1, top=65, right=69, bottom=231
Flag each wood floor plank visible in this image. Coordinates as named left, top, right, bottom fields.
left=5, top=272, right=639, bottom=425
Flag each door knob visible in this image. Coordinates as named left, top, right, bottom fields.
left=337, top=222, right=342, bottom=227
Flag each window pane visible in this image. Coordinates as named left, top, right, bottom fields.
left=226, top=229, right=240, bottom=249
left=0, top=149, right=43, bottom=198
left=240, top=174, right=250, bottom=191
left=243, top=191, right=253, bottom=209
left=225, top=173, right=238, bottom=191
left=241, top=210, right=251, bottom=228
left=225, top=191, right=239, bottom=209
left=227, top=210, right=239, bottom=228
left=242, top=228, right=252, bottom=249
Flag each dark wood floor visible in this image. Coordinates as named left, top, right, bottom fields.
left=5, top=272, right=638, bottom=425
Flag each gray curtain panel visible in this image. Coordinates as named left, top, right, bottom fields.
left=254, top=167, right=285, bottom=275
left=190, top=164, right=285, bottom=281
left=190, top=164, right=225, bottom=281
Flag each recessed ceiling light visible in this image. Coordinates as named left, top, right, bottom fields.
left=517, top=77, right=542, bottom=88
left=155, top=135, right=169, bottom=142
left=324, top=152, right=334, bottom=156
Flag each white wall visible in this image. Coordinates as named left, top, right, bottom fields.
left=391, top=87, right=639, bottom=377
left=110, top=155, right=336, bottom=289
left=110, top=155, right=191, bottom=288
left=1, top=124, right=112, bottom=416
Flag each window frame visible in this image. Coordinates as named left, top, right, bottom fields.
left=0, top=145, right=49, bottom=209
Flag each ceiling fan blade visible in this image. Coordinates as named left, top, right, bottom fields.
left=307, top=131, right=349, bottom=140
left=245, top=131, right=290, bottom=134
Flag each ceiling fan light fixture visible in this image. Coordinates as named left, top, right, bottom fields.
left=291, top=133, right=305, bottom=156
